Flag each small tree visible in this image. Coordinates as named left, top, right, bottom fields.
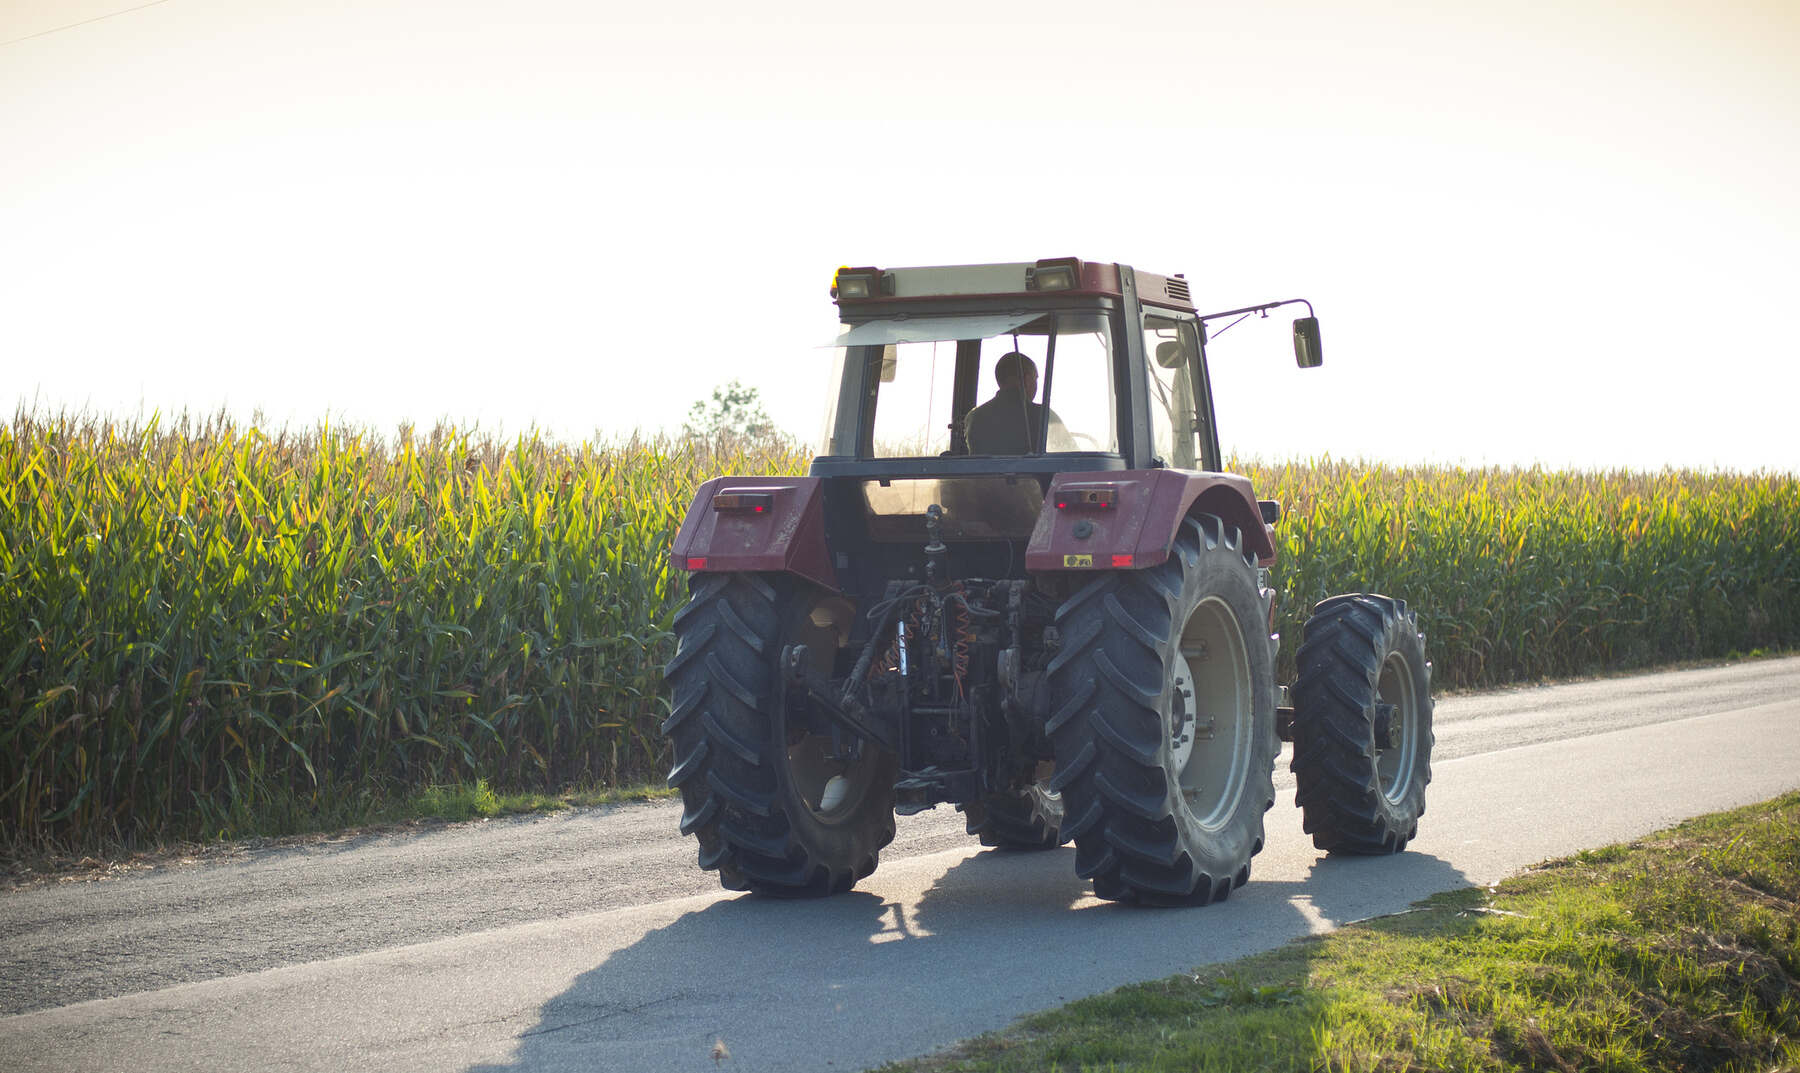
left=682, top=380, right=780, bottom=447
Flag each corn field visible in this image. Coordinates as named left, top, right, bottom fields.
left=1252, top=459, right=1800, bottom=688
left=3, top=412, right=1796, bottom=849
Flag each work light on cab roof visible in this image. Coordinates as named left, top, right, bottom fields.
left=665, top=255, right=1432, bottom=908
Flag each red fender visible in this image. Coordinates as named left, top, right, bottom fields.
left=670, top=476, right=838, bottom=592
left=1024, top=470, right=1276, bottom=572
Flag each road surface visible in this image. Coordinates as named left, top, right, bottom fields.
left=2, top=656, right=1798, bottom=1072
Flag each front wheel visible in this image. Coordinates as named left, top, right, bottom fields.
left=1045, top=514, right=1279, bottom=905
left=1291, top=594, right=1434, bottom=854
left=662, top=572, right=898, bottom=896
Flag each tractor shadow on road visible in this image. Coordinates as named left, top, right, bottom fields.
left=464, top=843, right=1471, bottom=1073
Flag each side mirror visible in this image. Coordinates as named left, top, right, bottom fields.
left=1292, top=317, right=1323, bottom=368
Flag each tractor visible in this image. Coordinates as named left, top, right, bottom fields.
left=662, top=258, right=1433, bottom=905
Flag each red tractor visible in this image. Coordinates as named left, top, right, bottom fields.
left=664, top=258, right=1432, bottom=905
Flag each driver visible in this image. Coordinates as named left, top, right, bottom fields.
left=964, top=352, right=1074, bottom=454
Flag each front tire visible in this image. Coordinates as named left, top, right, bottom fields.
left=662, top=573, right=897, bottom=896
left=1291, top=594, right=1434, bottom=854
left=1045, top=514, right=1279, bottom=905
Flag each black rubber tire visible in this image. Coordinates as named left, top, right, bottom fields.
left=1291, top=593, right=1434, bottom=854
left=960, top=781, right=1063, bottom=849
left=661, top=572, right=897, bottom=896
left=1045, top=514, right=1279, bottom=906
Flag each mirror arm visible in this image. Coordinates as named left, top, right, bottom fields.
left=1196, top=298, right=1315, bottom=325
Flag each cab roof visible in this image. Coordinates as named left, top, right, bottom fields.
left=831, top=258, right=1195, bottom=314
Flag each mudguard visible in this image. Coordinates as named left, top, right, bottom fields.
left=670, top=476, right=838, bottom=592
left=1024, top=470, right=1276, bottom=572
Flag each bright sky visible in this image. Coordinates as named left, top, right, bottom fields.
left=4, top=0, right=1797, bottom=472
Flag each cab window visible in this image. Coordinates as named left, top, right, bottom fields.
left=847, top=313, right=1120, bottom=458
left=1144, top=314, right=1204, bottom=469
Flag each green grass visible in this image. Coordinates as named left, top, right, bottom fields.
left=2, top=776, right=678, bottom=885
left=879, top=791, right=1800, bottom=1073
left=177, top=774, right=675, bottom=842
left=404, top=777, right=677, bottom=823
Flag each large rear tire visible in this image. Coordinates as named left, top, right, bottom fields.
left=662, top=573, right=897, bottom=896
left=1291, top=594, right=1433, bottom=854
left=1045, top=514, right=1279, bottom=905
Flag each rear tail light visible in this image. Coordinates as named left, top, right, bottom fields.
left=1055, top=485, right=1116, bottom=510
left=713, top=491, right=774, bottom=513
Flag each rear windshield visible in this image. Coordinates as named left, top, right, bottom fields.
left=821, top=312, right=1119, bottom=458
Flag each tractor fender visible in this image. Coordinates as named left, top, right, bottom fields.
left=670, top=476, right=838, bottom=592
left=1024, top=470, right=1276, bottom=573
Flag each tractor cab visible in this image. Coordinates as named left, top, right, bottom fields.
left=819, top=258, right=1220, bottom=474
left=809, top=258, right=1298, bottom=602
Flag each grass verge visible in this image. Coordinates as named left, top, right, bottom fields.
left=1, top=777, right=676, bottom=889
left=880, top=791, right=1800, bottom=1073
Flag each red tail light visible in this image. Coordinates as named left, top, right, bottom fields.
left=1055, top=484, right=1116, bottom=510
left=713, top=491, right=774, bottom=513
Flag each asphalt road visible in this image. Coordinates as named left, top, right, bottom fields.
left=3, top=656, right=1798, bottom=1072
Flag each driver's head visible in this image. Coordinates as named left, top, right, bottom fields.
left=994, top=352, right=1039, bottom=398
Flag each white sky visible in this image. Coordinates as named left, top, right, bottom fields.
left=4, top=0, right=1797, bottom=471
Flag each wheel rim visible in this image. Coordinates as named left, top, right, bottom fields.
left=1376, top=650, right=1419, bottom=804
left=1171, top=595, right=1253, bottom=830
left=783, top=597, right=878, bottom=822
